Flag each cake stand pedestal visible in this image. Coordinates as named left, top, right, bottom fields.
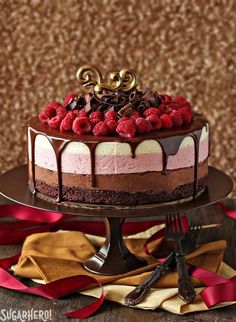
left=0, top=165, right=233, bottom=275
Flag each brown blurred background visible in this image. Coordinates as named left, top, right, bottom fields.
left=0, top=0, right=235, bottom=195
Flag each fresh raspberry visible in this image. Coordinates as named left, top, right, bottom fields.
left=48, top=115, right=64, bottom=129
left=56, top=106, right=67, bottom=118
left=173, top=96, right=186, bottom=104
left=118, top=117, right=130, bottom=124
left=60, top=111, right=77, bottom=132
left=106, top=119, right=117, bottom=134
left=44, top=102, right=62, bottom=114
left=160, top=94, right=172, bottom=103
left=180, top=103, right=191, bottom=111
left=63, top=93, right=78, bottom=107
left=168, top=102, right=181, bottom=110
left=78, top=109, right=87, bottom=118
left=145, top=114, right=162, bottom=130
left=72, top=117, right=92, bottom=135
left=160, top=114, right=173, bottom=129
left=116, top=119, right=136, bottom=138
left=105, top=109, right=117, bottom=121
left=90, top=118, right=101, bottom=126
left=160, top=104, right=173, bottom=114
left=38, top=113, right=48, bottom=124
left=143, top=107, right=161, bottom=118
left=89, top=111, right=103, bottom=125
left=180, top=107, right=192, bottom=124
left=39, top=102, right=61, bottom=123
left=42, top=105, right=58, bottom=118
left=178, top=99, right=191, bottom=108
left=135, top=117, right=152, bottom=134
left=89, top=111, right=103, bottom=121
left=93, top=121, right=110, bottom=136
left=170, top=110, right=183, bottom=127
left=130, top=111, right=141, bottom=121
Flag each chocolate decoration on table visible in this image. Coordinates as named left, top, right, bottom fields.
left=28, top=115, right=208, bottom=203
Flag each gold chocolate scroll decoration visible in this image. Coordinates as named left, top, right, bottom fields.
left=76, top=65, right=138, bottom=94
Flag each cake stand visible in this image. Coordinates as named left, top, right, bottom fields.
left=0, top=165, right=233, bottom=275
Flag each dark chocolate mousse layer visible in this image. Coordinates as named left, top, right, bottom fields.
left=29, top=161, right=208, bottom=192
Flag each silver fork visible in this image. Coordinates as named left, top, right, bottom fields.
left=166, top=213, right=196, bottom=304
left=124, top=220, right=201, bottom=306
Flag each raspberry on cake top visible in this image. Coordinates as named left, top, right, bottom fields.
left=38, top=67, right=193, bottom=137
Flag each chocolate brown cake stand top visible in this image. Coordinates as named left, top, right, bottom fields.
left=0, top=165, right=233, bottom=218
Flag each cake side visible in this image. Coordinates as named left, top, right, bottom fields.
left=28, top=115, right=209, bottom=205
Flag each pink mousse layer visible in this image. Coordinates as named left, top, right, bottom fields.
left=33, top=137, right=208, bottom=175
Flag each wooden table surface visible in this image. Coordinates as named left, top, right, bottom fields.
left=0, top=196, right=236, bottom=322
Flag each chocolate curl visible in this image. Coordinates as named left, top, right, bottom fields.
left=84, top=94, right=100, bottom=112
left=118, top=103, right=134, bottom=118
left=155, top=96, right=162, bottom=106
left=65, top=96, right=86, bottom=111
left=129, top=90, right=141, bottom=104
left=142, top=89, right=156, bottom=105
left=97, top=104, right=111, bottom=113
left=137, top=100, right=150, bottom=112
left=82, top=88, right=162, bottom=115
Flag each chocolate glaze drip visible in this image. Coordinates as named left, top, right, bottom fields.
left=48, top=139, right=69, bottom=202
left=192, top=131, right=202, bottom=195
left=87, top=143, right=99, bottom=187
left=29, top=130, right=37, bottom=195
left=28, top=115, right=208, bottom=203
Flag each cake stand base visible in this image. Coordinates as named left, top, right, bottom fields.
left=83, top=217, right=145, bottom=275
left=0, top=165, right=233, bottom=275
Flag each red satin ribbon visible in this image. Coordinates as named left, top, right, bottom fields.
left=192, top=267, right=236, bottom=308
left=0, top=203, right=235, bottom=318
left=218, top=202, right=236, bottom=220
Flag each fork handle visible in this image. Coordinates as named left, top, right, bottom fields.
left=176, top=255, right=196, bottom=304
left=124, top=253, right=174, bottom=306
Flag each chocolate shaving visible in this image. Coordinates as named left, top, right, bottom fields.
left=142, top=89, right=156, bottom=105
left=129, top=91, right=141, bottom=104
left=155, top=96, right=162, bottom=106
left=118, top=103, right=134, bottom=117
left=75, top=88, right=162, bottom=115
left=137, top=100, right=150, bottom=112
left=65, top=96, right=86, bottom=110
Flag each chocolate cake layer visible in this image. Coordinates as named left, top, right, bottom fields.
left=29, top=161, right=208, bottom=192
left=32, top=176, right=208, bottom=205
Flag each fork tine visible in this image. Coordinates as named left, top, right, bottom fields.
left=181, top=222, right=202, bottom=253
left=196, top=223, right=202, bottom=243
left=165, top=214, right=170, bottom=234
left=177, top=213, right=183, bottom=233
left=187, top=227, right=199, bottom=247
left=173, top=213, right=178, bottom=232
left=184, top=220, right=196, bottom=239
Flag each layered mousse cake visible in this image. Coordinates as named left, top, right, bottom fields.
left=28, top=65, right=209, bottom=205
